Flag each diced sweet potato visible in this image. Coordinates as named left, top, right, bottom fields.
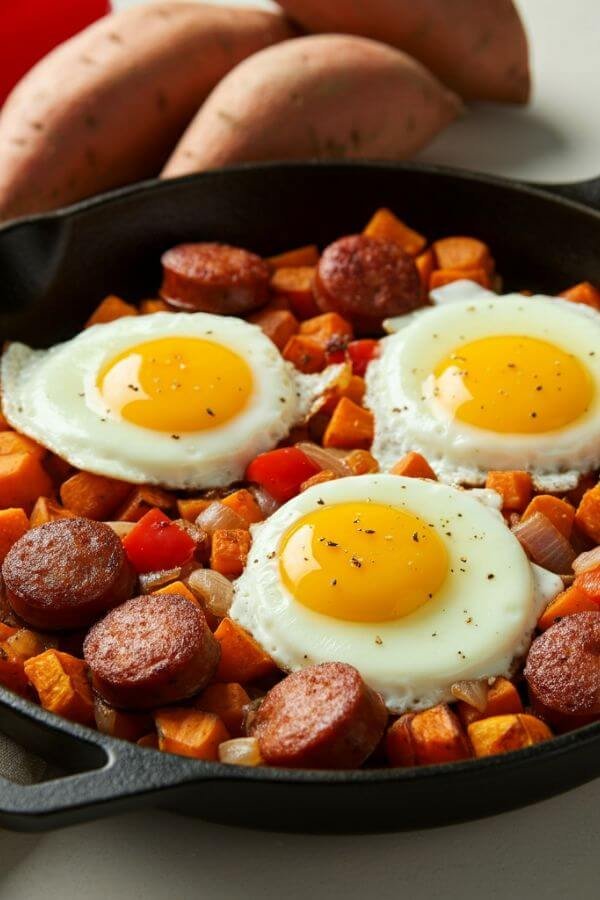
left=363, top=208, right=426, bottom=256
left=24, top=650, right=94, bottom=725
left=0, top=453, right=53, bottom=513
left=29, top=497, right=76, bottom=529
left=485, top=470, right=533, bottom=512
left=282, top=334, right=326, bottom=373
left=432, top=236, right=494, bottom=273
left=267, top=245, right=320, bottom=269
left=214, top=617, right=276, bottom=683
left=0, top=507, right=29, bottom=562
left=154, top=580, right=200, bottom=607
left=247, top=307, right=299, bottom=350
left=322, top=397, right=374, bottom=450
left=0, top=431, right=46, bottom=460
left=210, top=529, right=251, bottom=578
left=221, top=489, right=263, bottom=525
left=559, top=281, right=600, bottom=311
left=575, top=483, right=600, bottom=543
left=391, top=451, right=436, bottom=480
left=116, top=485, right=176, bottom=522
left=0, top=647, right=31, bottom=697
left=429, top=267, right=491, bottom=290
left=196, top=682, right=251, bottom=736
left=320, top=373, right=366, bottom=414
left=155, top=707, right=230, bottom=760
left=537, top=585, right=598, bottom=631
left=94, top=696, right=153, bottom=742
left=3, top=628, right=57, bottom=661
left=86, top=295, right=138, bottom=327
left=300, top=469, right=338, bottom=491
left=386, top=704, right=470, bottom=766
left=522, top=494, right=575, bottom=539
left=60, top=471, right=132, bottom=520
left=299, top=312, right=353, bottom=349
left=344, top=449, right=379, bottom=475
left=575, top=564, right=600, bottom=602
left=139, top=298, right=170, bottom=314
left=271, top=266, right=319, bottom=319
left=468, top=713, right=552, bottom=758
left=457, top=677, right=523, bottom=727
left=177, top=497, right=211, bottom=522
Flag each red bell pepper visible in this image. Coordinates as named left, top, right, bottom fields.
left=346, top=340, right=379, bottom=376
left=245, top=447, right=320, bottom=503
left=122, top=508, right=195, bottom=574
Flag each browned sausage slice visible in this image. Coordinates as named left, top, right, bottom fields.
left=249, top=661, right=387, bottom=768
left=314, top=234, right=421, bottom=331
left=524, top=611, right=600, bottom=722
left=84, top=593, right=220, bottom=709
left=2, top=518, right=135, bottom=630
left=160, top=242, right=270, bottom=314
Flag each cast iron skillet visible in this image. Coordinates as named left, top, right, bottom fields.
left=0, top=161, right=598, bottom=834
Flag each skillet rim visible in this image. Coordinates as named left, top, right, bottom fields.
left=0, top=158, right=598, bottom=795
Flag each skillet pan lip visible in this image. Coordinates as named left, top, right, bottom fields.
left=0, top=157, right=598, bottom=791
left=0, top=158, right=599, bottom=239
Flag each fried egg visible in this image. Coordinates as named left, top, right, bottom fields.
left=367, top=286, right=600, bottom=490
left=231, top=474, right=561, bottom=713
left=1, top=312, right=340, bottom=489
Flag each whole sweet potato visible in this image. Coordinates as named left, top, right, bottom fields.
left=0, top=3, right=294, bottom=221
left=162, top=34, right=462, bottom=176
left=276, top=0, right=530, bottom=103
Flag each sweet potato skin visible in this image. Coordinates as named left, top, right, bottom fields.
left=0, top=3, right=294, bottom=221
left=162, top=34, right=461, bottom=176
left=276, top=0, right=529, bottom=103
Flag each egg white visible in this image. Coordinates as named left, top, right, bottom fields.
left=1, top=312, right=341, bottom=489
left=231, top=474, right=561, bottom=713
left=368, top=289, right=600, bottom=490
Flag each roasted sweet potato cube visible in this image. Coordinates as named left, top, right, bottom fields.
left=457, top=677, right=523, bottom=727
left=0, top=647, right=31, bottom=696
left=344, top=449, right=379, bottom=475
left=522, top=494, right=575, bottom=539
left=485, top=470, right=532, bottom=511
left=271, top=266, right=319, bottom=319
left=24, top=649, right=94, bottom=725
left=210, top=529, right=251, bottom=578
left=299, top=312, right=353, bottom=349
left=432, top=236, right=494, bottom=273
left=60, top=471, right=132, bottom=520
left=391, top=451, right=437, bottom=480
left=0, top=453, right=53, bottom=513
left=29, top=497, right=76, bottom=529
left=537, top=585, right=598, bottom=631
left=214, top=618, right=276, bottom=683
left=247, top=307, right=299, bottom=351
left=468, top=713, right=552, bottom=758
left=221, top=489, right=263, bottom=525
left=575, top=483, right=600, bottom=543
left=196, top=682, right=251, bottom=736
left=94, top=696, right=153, bottom=742
left=386, top=704, right=470, bottom=766
left=363, top=209, right=426, bottom=256
left=3, top=628, right=57, bottom=661
left=322, top=398, right=374, bottom=450
left=267, top=245, right=319, bottom=270
left=116, top=485, right=176, bottom=522
left=177, top=497, right=211, bottom=522
left=0, top=507, right=29, bottom=562
left=155, top=708, right=230, bottom=760
left=0, top=431, right=46, bottom=459
left=559, top=281, right=600, bottom=310
left=86, top=295, right=137, bottom=327
left=282, top=334, right=326, bottom=373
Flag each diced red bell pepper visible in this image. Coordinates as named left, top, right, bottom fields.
left=346, top=340, right=379, bottom=376
left=245, top=448, right=320, bottom=503
left=122, top=508, right=195, bottom=574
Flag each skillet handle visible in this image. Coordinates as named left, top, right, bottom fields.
left=534, top=175, right=600, bottom=211
left=0, top=690, right=207, bottom=831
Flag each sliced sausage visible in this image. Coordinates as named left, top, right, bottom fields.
left=524, top=612, right=600, bottom=723
left=160, top=242, right=270, bottom=314
left=249, top=661, right=388, bottom=768
left=2, top=518, right=135, bottom=630
left=314, top=234, right=421, bottom=332
left=84, top=593, right=220, bottom=709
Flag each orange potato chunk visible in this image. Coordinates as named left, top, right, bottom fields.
left=60, top=471, right=132, bottom=520
left=86, top=295, right=137, bottom=327
left=155, top=707, right=230, bottom=760
left=322, top=397, right=374, bottom=450
left=363, top=208, right=426, bottom=256
left=214, top=618, right=276, bottom=683
left=391, top=451, right=436, bottom=480
left=468, top=713, right=552, bottom=758
left=24, top=650, right=94, bottom=725
left=0, top=507, right=29, bottom=562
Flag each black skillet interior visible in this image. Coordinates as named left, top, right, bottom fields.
left=0, top=161, right=599, bottom=833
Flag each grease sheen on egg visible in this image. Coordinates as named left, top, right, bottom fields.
left=1, top=312, right=340, bottom=489
left=231, top=475, right=562, bottom=713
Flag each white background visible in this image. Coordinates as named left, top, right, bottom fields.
left=1, top=1, right=599, bottom=897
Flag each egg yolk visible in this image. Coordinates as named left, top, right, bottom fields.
left=278, top=501, right=448, bottom=623
left=97, top=337, right=253, bottom=432
left=431, top=335, right=592, bottom=433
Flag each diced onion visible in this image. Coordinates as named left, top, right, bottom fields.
left=450, top=679, right=489, bottom=713
left=250, top=486, right=280, bottom=518
left=104, top=521, right=136, bottom=539
left=139, top=567, right=182, bottom=593
left=512, top=512, right=576, bottom=574
left=218, top=737, right=263, bottom=766
left=196, top=501, right=246, bottom=534
left=186, top=568, right=234, bottom=617
left=295, top=441, right=351, bottom=477
left=573, top=546, right=600, bottom=575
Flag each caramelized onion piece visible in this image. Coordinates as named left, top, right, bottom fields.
left=450, top=679, right=489, bottom=713
left=250, top=486, right=280, bottom=518
left=573, top=545, right=600, bottom=575
left=196, top=501, right=246, bottom=534
left=138, top=567, right=182, bottom=592
left=218, top=737, right=263, bottom=766
left=295, top=441, right=351, bottom=477
left=186, top=568, right=234, bottom=617
left=512, top=512, right=576, bottom=574
left=104, top=521, right=136, bottom=539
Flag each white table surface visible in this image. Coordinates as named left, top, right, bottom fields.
left=1, top=2, right=599, bottom=897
